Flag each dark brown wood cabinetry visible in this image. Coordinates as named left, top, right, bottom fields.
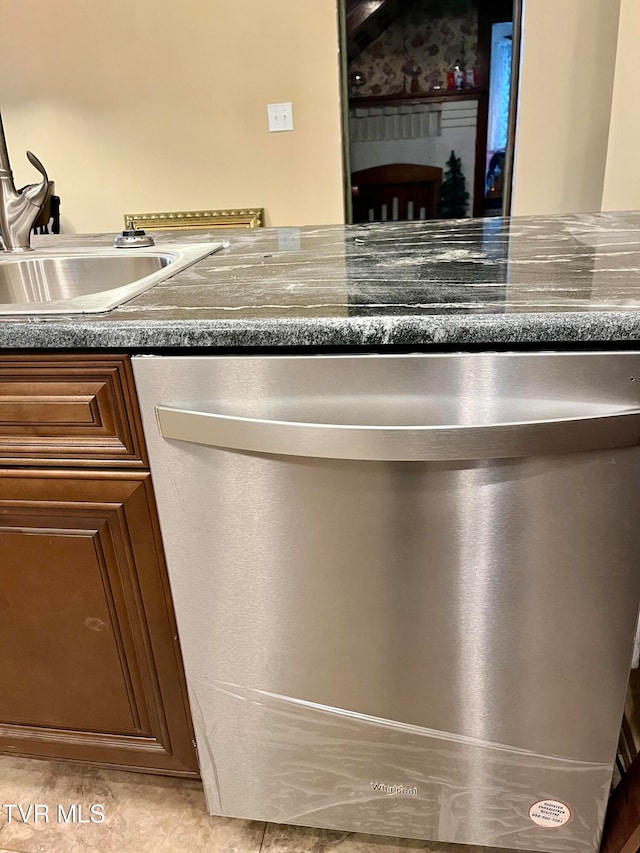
left=0, top=355, right=147, bottom=467
left=0, top=355, right=198, bottom=776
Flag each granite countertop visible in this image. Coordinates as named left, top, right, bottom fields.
left=5, top=211, right=640, bottom=349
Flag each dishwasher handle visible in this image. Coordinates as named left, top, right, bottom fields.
left=155, top=405, right=640, bottom=461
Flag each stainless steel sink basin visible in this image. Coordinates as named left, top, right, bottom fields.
left=0, top=242, right=225, bottom=315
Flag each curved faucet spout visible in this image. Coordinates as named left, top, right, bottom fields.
left=0, top=112, right=50, bottom=253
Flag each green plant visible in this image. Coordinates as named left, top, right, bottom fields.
left=438, top=150, right=469, bottom=218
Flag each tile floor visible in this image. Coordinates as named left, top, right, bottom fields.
left=0, top=755, right=530, bottom=853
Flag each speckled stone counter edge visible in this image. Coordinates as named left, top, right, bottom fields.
left=1, top=312, right=640, bottom=350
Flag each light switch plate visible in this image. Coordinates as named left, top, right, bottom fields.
left=268, top=102, right=294, bottom=132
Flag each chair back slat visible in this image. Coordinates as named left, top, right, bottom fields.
left=352, top=163, right=443, bottom=223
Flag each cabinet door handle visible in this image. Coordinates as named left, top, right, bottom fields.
left=155, top=405, right=640, bottom=461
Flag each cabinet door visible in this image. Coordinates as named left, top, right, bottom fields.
left=0, top=470, right=198, bottom=776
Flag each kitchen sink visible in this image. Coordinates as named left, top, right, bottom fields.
left=0, top=242, right=225, bottom=315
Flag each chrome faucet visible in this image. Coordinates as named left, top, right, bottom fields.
left=0, top=111, right=50, bottom=252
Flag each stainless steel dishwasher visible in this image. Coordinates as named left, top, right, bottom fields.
left=133, top=352, right=640, bottom=853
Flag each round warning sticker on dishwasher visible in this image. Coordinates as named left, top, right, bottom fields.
left=529, top=799, right=571, bottom=828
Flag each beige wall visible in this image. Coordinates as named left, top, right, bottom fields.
left=0, top=0, right=345, bottom=233
left=601, top=0, right=640, bottom=211
left=512, top=0, right=621, bottom=216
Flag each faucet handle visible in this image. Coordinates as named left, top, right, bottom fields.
left=20, top=151, right=50, bottom=209
left=26, top=150, right=48, bottom=180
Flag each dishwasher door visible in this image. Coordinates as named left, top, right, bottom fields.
left=133, top=352, right=640, bottom=853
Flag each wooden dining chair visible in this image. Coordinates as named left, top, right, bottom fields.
left=31, top=181, right=60, bottom=235
left=351, top=163, right=443, bottom=223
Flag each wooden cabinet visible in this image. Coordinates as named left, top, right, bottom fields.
left=0, top=356, right=198, bottom=776
left=0, top=355, right=147, bottom=467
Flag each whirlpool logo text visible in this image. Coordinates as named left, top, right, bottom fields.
left=370, top=783, right=418, bottom=796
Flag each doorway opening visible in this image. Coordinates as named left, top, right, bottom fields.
left=339, top=0, right=522, bottom=224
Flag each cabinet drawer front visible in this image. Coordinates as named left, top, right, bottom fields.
left=0, top=356, right=146, bottom=467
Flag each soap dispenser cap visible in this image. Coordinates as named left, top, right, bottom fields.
left=114, top=218, right=155, bottom=248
